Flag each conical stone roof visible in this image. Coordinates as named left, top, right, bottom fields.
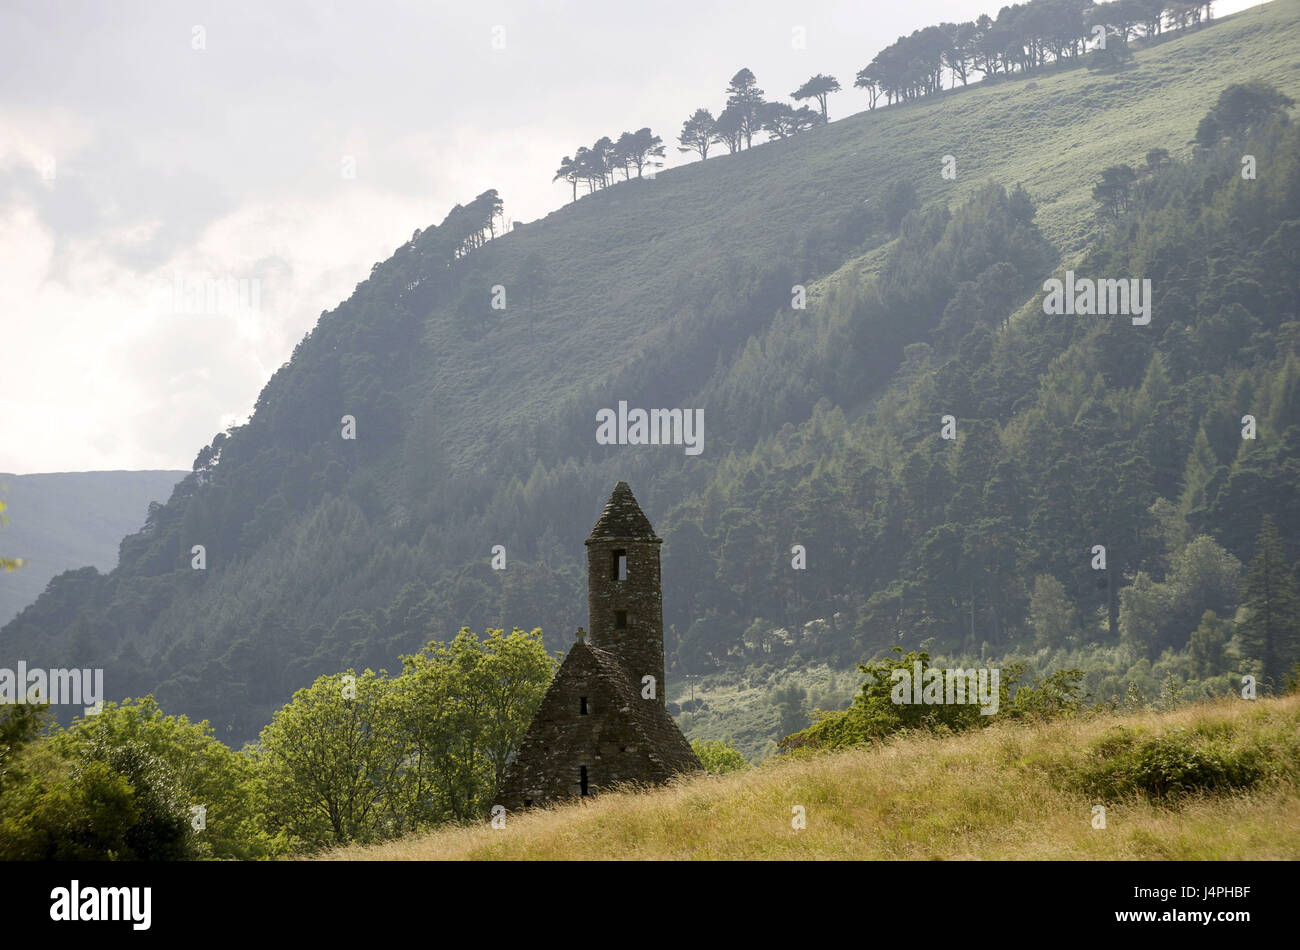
left=585, top=481, right=661, bottom=544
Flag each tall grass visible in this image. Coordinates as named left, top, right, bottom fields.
left=322, top=694, right=1300, bottom=860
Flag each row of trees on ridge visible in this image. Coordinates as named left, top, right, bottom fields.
left=552, top=128, right=667, bottom=200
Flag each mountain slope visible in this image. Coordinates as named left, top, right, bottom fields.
left=4, top=2, right=1299, bottom=747
left=0, top=471, right=185, bottom=626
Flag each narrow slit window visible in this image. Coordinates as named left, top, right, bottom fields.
left=524, top=799, right=532, bottom=808
left=615, top=610, right=628, bottom=629
left=612, top=549, right=627, bottom=581
left=580, top=766, right=589, bottom=796
left=580, top=696, right=589, bottom=715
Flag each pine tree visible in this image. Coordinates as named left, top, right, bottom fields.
left=724, top=68, right=766, bottom=149
left=1178, top=427, right=1218, bottom=519
left=1239, top=516, right=1300, bottom=687
left=1188, top=610, right=1226, bottom=678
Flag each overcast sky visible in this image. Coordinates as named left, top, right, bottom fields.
left=0, top=0, right=1267, bottom=474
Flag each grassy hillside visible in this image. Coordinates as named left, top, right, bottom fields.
left=0, top=471, right=184, bottom=626
left=5, top=1, right=1299, bottom=747
left=323, top=694, right=1300, bottom=860
left=387, top=0, right=1300, bottom=470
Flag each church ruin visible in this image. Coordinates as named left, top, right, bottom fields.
left=495, top=481, right=701, bottom=810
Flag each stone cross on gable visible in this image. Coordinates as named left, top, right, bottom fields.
left=576, top=626, right=586, bottom=644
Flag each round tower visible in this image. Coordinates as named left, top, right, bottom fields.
left=585, top=481, right=665, bottom=706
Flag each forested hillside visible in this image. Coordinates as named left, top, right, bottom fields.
left=3, top=1, right=1298, bottom=748
left=0, top=471, right=184, bottom=626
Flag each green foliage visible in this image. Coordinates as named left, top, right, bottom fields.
left=77, top=735, right=194, bottom=859
left=1238, top=516, right=1300, bottom=687
left=779, top=649, right=1089, bottom=752
left=387, top=626, right=554, bottom=826
left=257, top=668, right=403, bottom=849
left=769, top=683, right=809, bottom=737
left=1188, top=610, right=1227, bottom=678
left=1116, top=536, right=1240, bottom=660
left=1029, top=574, right=1076, bottom=648
left=782, top=651, right=1002, bottom=750
left=1194, top=81, right=1294, bottom=147
left=1071, top=726, right=1284, bottom=802
left=0, top=629, right=551, bottom=857
left=0, top=700, right=203, bottom=860
left=1092, top=163, right=1137, bottom=218
left=0, top=701, right=45, bottom=792
left=690, top=738, right=749, bottom=773
left=882, top=179, right=919, bottom=232
left=0, top=757, right=138, bottom=860
left=0, top=697, right=287, bottom=860
left=257, top=628, right=554, bottom=850
left=51, top=697, right=284, bottom=859
left=1006, top=668, right=1088, bottom=721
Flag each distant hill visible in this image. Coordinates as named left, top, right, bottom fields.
left=3, top=1, right=1298, bottom=747
left=0, top=471, right=185, bottom=626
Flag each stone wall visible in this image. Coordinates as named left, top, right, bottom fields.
left=495, top=643, right=699, bottom=811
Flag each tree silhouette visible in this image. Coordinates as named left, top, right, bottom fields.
left=942, top=21, right=977, bottom=86
left=589, top=137, right=616, bottom=188
left=761, top=102, right=823, bottom=140
left=1092, top=164, right=1137, bottom=219
left=724, top=68, right=766, bottom=149
left=791, top=74, right=841, bottom=121
left=711, top=104, right=745, bottom=155
left=1195, top=82, right=1294, bottom=147
left=854, top=64, right=882, bottom=110
left=678, top=108, right=716, bottom=160
left=613, top=131, right=638, bottom=180
left=624, top=127, right=666, bottom=178
left=552, top=155, right=580, bottom=201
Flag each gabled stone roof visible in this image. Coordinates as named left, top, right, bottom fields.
left=585, top=481, right=661, bottom=544
left=580, top=644, right=700, bottom=774
left=494, top=640, right=701, bottom=809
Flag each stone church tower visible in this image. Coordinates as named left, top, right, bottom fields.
left=586, top=480, right=666, bottom=704
left=495, top=482, right=701, bottom=811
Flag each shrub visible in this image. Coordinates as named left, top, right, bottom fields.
left=1072, top=727, right=1268, bottom=802
left=691, top=739, right=749, bottom=774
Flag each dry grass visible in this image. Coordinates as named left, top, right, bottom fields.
left=321, top=694, right=1300, bottom=860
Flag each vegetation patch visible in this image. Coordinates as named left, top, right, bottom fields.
left=1070, top=718, right=1300, bottom=803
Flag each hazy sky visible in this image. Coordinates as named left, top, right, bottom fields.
left=0, top=0, right=1268, bottom=474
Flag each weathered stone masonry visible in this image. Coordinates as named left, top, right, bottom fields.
left=495, top=482, right=701, bottom=810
